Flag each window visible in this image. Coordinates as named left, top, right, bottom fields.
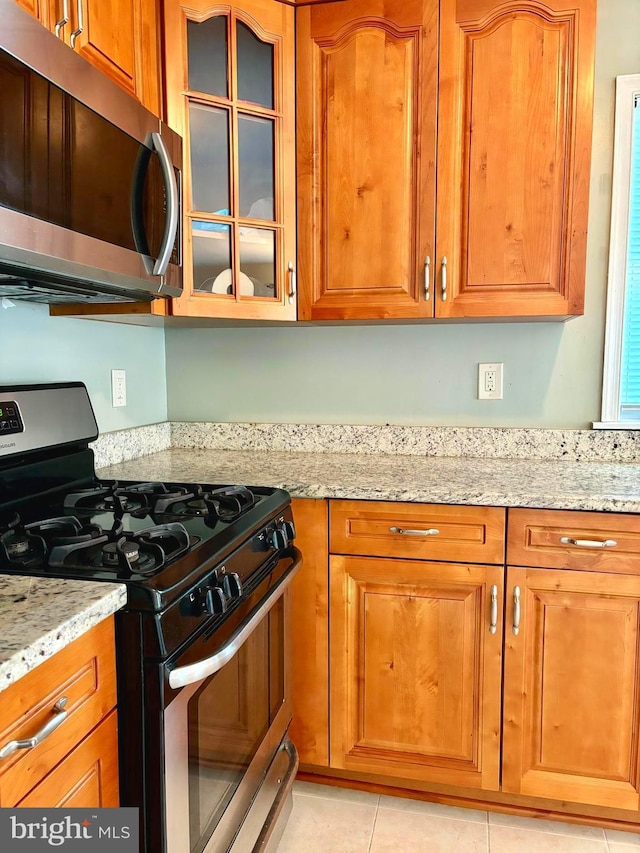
left=598, top=75, right=640, bottom=427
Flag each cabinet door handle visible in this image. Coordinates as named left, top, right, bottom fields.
left=55, top=0, right=70, bottom=37
left=490, top=584, right=498, bottom=635
left=70, top=0, right=84, bottom=47
left=0, top=697, right=69, bottom=761
left=424, top=256, right=431, bottom=300
left=287, top=261, right=296, bottom=304
left=441, top=256, right=448, bottom=301
left=512, top=586, right=521, bottom=636
left=559, top=536, right=617, bottom=549
left=388, top=527, right=440, bottom=537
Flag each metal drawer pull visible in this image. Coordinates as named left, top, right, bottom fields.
left=441, top=256, right=448, bottom=301
left=490, top=585, right=498, bottom=635
left=70, top=0, right=85, bottom=47
left=388, top=527, right=440, bottom=537
left=424, top=256, right=431, bottom=300
left=0, top=697, right=69, bottom=761
left=55, top=0, right=70, bottom=36
left=288, top=261, right=297, bottom=304
left=559, top=537, right=617, bottom=549
left=512, top=586, right=521, bottom=636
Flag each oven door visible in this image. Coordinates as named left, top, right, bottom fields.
left=163, top=550, right=301, bottom=853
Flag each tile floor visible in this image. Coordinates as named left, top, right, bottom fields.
left=276, top=782, right=640, bottom=853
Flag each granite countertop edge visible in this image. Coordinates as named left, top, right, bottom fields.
left=0, top=580, right=126, bottom=694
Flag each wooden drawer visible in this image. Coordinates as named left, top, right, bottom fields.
left=17, top=710, right=119, bottom=808
left=508, top=509, right=640, bottom=573
left=329, top=501, right=505, bottom=564
left=0, top=618, right=117, bottom=807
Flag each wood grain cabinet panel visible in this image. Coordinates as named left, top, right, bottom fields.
left=503, top=567, right=640, bottom=809
left=436, top=0, right=595, bottom=318
left=70, top=0, right=161, bottom=115
left=508, top=508, right=640, bottom=573
left=297, top=0, right=595, bottom=321
left=18, top=711, right=119, bottom=808
left=297, top=0, right=438, bottom=320
left=0, top=618, right=117, bottom=807
left=330, top=555, right=503, bottom=790
left=289, top=499, right=330, bottom=767
left=330, top=501, right=505, bottom=564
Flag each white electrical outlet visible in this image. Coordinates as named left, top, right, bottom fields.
left=111, top=369, right=127, bottom=407
left=478, top=363, right=503, bottom=400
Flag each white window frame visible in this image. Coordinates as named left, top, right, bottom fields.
left=596, top=74, right=640, bottom=429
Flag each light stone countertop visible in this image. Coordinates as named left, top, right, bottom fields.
left=0, top=576, right=126, bottom=693
left=97, top=448, right=640, bottom=513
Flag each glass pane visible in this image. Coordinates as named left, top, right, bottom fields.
left=187, top=17, right=228, bottom=98
left=239, top=227, right=276, bottom=299
left=189, top=103, right=230, bottom=214
left=187, top=622, right=269, bottom=853
left=238, top=114, right=274, bottom=220
left=236, top=22, right=273, bottom=109
left=192, top=221, right=232, bottom=294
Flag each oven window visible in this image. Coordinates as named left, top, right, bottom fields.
left=187, top=599, right=285, bottom=853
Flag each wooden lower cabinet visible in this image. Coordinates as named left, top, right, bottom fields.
left=18, top=711, right=119, bottom=808
left=0, top=618, right=119, bottom=809
left=330, top=555, right=503, bottom=790
left=291, top=499, right=640, bottom=829
left=502, top=566, right=640, bottom=811
left=290, top=499, right=330, bottom=767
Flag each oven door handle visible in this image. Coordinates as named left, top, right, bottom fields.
left=168, top=552, right=301, bottom=690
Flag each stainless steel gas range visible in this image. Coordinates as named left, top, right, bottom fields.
left=0, top=383, right=301, bottom=853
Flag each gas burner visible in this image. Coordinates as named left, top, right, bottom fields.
left=205, top=486, right=257, bottom=522
left=64, top=483, right=147, bottom=514
left=0, top=513, right=48, bottom=569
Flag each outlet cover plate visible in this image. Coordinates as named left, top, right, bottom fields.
left=111, top=369, right=127, bottom=407
left=478, top=363, right=503, bottom=400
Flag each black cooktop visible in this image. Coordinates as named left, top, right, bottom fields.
left=0, top=479, right=292, bottom=611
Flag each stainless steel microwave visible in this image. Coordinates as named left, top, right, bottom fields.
left=0, top=0, right=182, bottom=304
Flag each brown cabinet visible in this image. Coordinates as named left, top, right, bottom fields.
left=297, top=0, right=596, bottom=321
left=330, top=555, right=503, bottom=790
left=292, top=499, right=640, bottom=826
left=13, top=0, right=160, bottom=114
left=0, top=618, right=119, bottom=808
left=292, top=500, right=506, bottom=789
left=502, top=509, right=640, bottom=811
left=163, top=0, right=296, bottom=321
left=502, top=566, right=640, bottom=811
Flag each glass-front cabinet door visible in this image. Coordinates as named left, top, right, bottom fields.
left=164, top=0, right=296, bottom=320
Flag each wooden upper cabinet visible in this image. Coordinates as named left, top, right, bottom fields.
left=297, top=0, right=595, bottom=322
left=17, top=0, right=161, bottom=114
left=164, top=0, right=296, bottom=321
left=503, top=567, right=640, bottom=810
left=436, top=0, right=596, bottom=318
left=297, top=0, right=438, bottom=320
left=69, top=0, right=161, bottom=115
left=14, top=0, right=48, bottom=23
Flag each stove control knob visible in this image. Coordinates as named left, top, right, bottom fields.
left=282, top=520, right=296, bottom=542
left=222, top=572, right=243, bottom=600
left=195, top=586, right=226, bottom=617
left=271, top=527, right=287, bottom=550
left=208, top=586, right=228, bottom=614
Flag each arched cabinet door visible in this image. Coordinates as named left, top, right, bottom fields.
left=164, top=0, right=296, bottom=321
left=297, top=0, right=438, bottom=321
left=435, top=0, right=596, bottom=319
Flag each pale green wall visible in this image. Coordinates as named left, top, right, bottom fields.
left=0, top=301, right=167, bottom=433
left=166, top=0, right=640, bottom=429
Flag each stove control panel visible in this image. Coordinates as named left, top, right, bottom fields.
left=0, top=402, right=23, bottom=436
